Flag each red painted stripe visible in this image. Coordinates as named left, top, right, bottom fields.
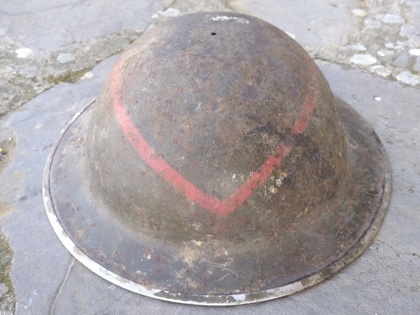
left=291, top=90, right=318, bottom=135
left=112, top=61, right=227, bottom=215
left=112, top=58, right=318, bottom=216
left=223, top=144, right=292, bottom=212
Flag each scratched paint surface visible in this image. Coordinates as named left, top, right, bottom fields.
left=86, top=12, right=347, bottom=239
left=112, top=56, right=320, bottom=216
left=47, top=12, right=390, bottom=299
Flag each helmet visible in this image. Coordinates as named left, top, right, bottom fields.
left=44, top=11, right=391, bottom=305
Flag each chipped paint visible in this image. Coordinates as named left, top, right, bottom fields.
left=208, top=15, right=250, bottom=24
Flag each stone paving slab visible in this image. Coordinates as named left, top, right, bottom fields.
left=0, top=0, right=162, bottom=116
left=1, top=0, right=162, bottom=50
left=0, top=0, right=419, bottom=314
left=0, top=54, right=419, bottom=314
left=2, top=0, right=420, bottom=115
left=230, top=0, right=420, bottom=86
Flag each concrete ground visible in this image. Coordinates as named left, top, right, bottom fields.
left=0, top=0, right=419, bottom=314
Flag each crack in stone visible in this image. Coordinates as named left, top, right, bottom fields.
left=49, top=257, right=75, bottom=315
left=0, top=28, right=146, bottom=117
left=0, top=0, right=88, bottom=17
left=2, top=0, right=419, bottom=118
left=355, top=1, right=419, bottom=81
left=311, top=0, right=420, bottom=86
left=376, top=239, right=420, bottom=261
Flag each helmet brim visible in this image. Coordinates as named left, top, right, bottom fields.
left=43, top=96, right=391, bottom=305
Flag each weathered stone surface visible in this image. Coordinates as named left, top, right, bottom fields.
left=0, top=0, right=419, bottom=313
left=229, top=0, right=420, bottom=87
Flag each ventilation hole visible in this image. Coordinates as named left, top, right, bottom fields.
left=211, top=32, right=217, bottom=35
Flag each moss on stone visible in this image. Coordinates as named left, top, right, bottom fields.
left=0, top=230, right=15, bottom=314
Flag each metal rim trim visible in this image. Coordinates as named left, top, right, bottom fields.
left=43, top=99, right=391, bottom=306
